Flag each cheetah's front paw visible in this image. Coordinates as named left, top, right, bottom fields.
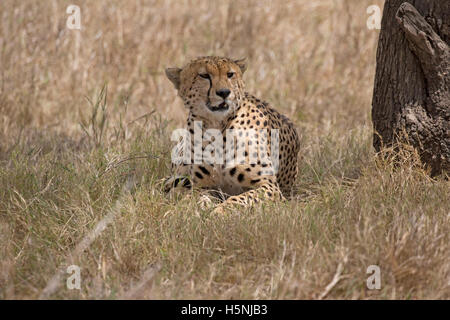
left=163, top=175, right=192, bottom=193
left=212, top=205, right=226, bottom=215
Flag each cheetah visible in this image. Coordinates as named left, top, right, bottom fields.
left=164, top=56, right=300, bottom=212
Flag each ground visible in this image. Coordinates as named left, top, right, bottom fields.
left=0, top=0, right=449, bottom=299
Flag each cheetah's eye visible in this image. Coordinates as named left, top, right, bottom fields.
left=227, top=72, right=235, bottom=79
left=199, top=73, right=210, bottom=79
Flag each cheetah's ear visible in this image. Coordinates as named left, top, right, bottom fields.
left=234, top=58, right=247, bottom=74
left=165, top=67, right=182, bottom=90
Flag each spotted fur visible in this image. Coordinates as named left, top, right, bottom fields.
left=164, top=56, right=300, bottom=212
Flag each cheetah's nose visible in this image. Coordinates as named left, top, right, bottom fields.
left=216, top=89, right=231, bottom=99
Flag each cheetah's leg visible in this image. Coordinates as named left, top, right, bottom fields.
left=164, top=163, right=220, bottom=193
left=163, top=163, right=192, bottom=193
left=214, top=175, right=284, bottom=213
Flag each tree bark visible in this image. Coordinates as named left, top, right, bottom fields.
left=372, top=0, right=449, bottom=175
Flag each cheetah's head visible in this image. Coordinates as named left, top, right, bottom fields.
left=165, top=56, right=247, bottom=122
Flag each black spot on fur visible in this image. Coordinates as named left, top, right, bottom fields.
left=199, top=166, right=210, bottom=175
left=195, top=172, right=203, bottom=179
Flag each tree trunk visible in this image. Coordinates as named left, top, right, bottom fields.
left=372, top=0, right=449, bottom=175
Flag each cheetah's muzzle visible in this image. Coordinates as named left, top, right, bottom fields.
left=207, top=102, right=229, bottom=112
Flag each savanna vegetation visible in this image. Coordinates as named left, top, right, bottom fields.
left=0, top=0, right=448, bottom=299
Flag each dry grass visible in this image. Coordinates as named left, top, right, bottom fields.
left=0, top=0, right=449, bottom=299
